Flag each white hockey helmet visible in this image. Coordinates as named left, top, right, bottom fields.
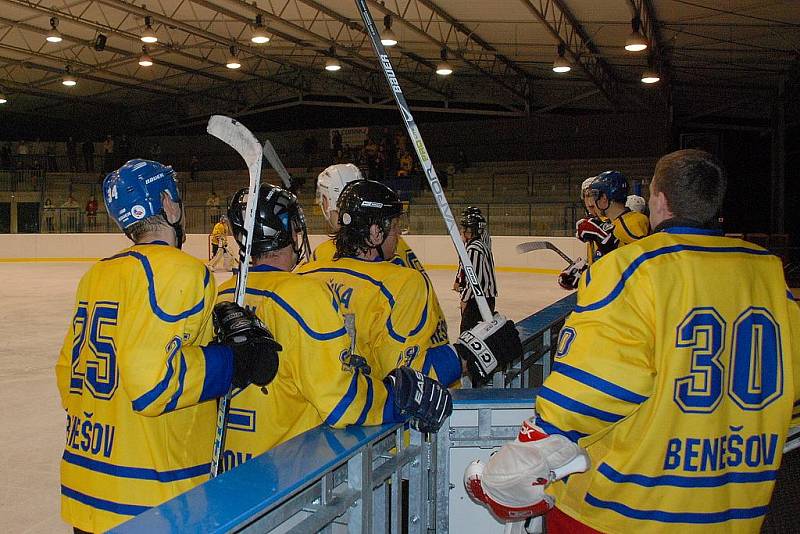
left=317, top=163, right=364, bottom=225
left=626, top=194, right=646, bottom=213
left=581, top=176, right=596, bottom=198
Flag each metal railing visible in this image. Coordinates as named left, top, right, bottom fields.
left=113, top=294, right=577, bottom=533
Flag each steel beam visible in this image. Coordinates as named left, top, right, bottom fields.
left=518, top=0, right=623, bottom=108
left=626, top=0, right=672, bottom=107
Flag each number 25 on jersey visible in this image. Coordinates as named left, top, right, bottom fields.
left=70, top=301, right=120, bottom=400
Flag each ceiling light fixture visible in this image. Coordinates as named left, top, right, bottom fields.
left=62, top=66, right=77, bottom=87
left=381, top=15, right=397, bottom=47
left=324, top=46, right=341, bottom=71
left=46, top=17, right=63, bottom=43
left=625, top=16, right=648, bottom=52
left=226, top=45, right=241, bottom=69
left=139, top=46, right=153, bottom=67
left=552, top=43, right=571, bottom=73
left=141, top=16, right=158, bottom=43
left=436, top=48, right=452, bottom=76
left=250, top=14, right=270, bottom=44
left=641, top=67, right=660, bottom=84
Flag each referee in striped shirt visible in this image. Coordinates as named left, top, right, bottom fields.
left=455, top=206, right=497, bottom=333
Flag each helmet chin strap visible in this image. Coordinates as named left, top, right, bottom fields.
left=161, top=203, right=185, bottom=250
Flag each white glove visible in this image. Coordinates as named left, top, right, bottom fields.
left=464, top=418, right=590, bottom=522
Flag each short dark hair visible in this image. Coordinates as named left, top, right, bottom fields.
left=652, top=149, right=726, bottom=225
left=127, top=215, right=166, bottom=242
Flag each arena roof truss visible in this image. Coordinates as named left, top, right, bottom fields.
left=0, top=0, right=795, bottom=132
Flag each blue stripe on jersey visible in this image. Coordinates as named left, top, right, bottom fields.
left=61, top=485, right=150, bottom=517
left=407, top=276, right=431, bottom=337
left=62, top=451, right=210, bottom=482
left=538, top=386, right=625, bottom=423
left=102, top=251, right=206, bottom=322
left=199, top=345, right=234, bottom=402
left=787, top=290, right=798, bottom=302
left=598, top=463, right=777, bottom=488
left=535, top=415, right=586, bottom=443
left=218, top=287, right=347, bottom=341
left=355, top=375, right=374, bottom=426
left=584, top=493, right=768, bottom=523
left=575, top=245, right=773, bottom=313
left=552, top=362, right=649, bottom=404
left=325, top=370, right=360, bottom=426
left=165, top=353, right=187, bottom=412
left=424, top=344, right=461, bottom=386
left=663, top=227, right=724, bottom=236
left=299, top=267, right=429, bottom=342
left=585, top=267, right=592, bottom=286
left=382, top=381, right=401, bottom=423
left=131, top=343, right=181, bottom=412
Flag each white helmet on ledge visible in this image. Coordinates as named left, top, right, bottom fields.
left=625, top=194, right=646, bottom=213
left=317, top=163, right=364, bottom=228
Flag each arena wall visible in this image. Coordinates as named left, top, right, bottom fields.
left=0, top=233, right=583, bottom=273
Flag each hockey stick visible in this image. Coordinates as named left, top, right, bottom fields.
left=516, top=240, right=574, bottom=265
left=206, top=115, right=263, bottom=478
left=785, top=426, right=800, bottom=454
left=262, top=139, right=292, bottom=190
left=355, top=0, right=491, bottom=322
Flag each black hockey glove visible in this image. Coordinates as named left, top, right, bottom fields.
left=213, top=301, right=282, bottom=389
left=454, top=313, right=523, bottom=385
left=384, top=367, right=453, bottom=433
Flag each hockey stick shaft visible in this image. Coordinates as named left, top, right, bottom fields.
left=263, top=139, right=292, bottom=189
left=207, top=115, right=264, bottom=478
left=355, top=0, right=492, bottom=322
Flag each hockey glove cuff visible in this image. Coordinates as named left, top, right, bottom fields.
left=383, top=367, right=453, bottom=433
left=454, top=313, right=523, bottom=384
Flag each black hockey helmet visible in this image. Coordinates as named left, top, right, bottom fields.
left=460, top=206, right=486, bottom=234
left=228, top=184, right=311, bottom=261
left=334, top=180, right=404, bottom=258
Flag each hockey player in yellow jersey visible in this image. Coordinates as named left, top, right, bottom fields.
left=55, top=160, right=281, bottom=533
left=313, top=165, right=452, bottom=377
left=465, top=149, right=800, bottom=533
left=298, top=180, right=522, bottom=387
left=217, top=184, right=453, bottom=471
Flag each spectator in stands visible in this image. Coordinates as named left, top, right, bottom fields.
left=0, top=142, right=11, bottom=170
left=365, top=137, right=378, bottom=178
left=61, top=194, right=80, bottom=232
left=206, top=190, right=221, bottom=222
left=82, top=139, right=95, bottom=172
left=455, top=148, right=469, bottom=173
left=43, top=198, right=55, bottom=232
left=102, top=135, right=114, bottom=172
left=190, top=155, right=200, bottom=181
left=85, top=195, right=98, bottom=228
left=17, top=140, right=29, bottom=167
left=66, top=137, right=78, bottom=172
left=398, top=150, right=413, bottom=177
left=150, top=142, right=162, bottom=160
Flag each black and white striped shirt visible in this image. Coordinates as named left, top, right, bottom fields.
left=460, top=236, right=497, bottom=301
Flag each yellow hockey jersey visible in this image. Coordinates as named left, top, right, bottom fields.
left=55, top=242, right=229, bottom=532
left=537, top=225, right=800, bottom=533
left=612, top=209, right=650, bottom=246
left=297, top=257, right=461, bottom=386
left=216, top=265, right=396, bottom=470
left=312, top=237, right=424, bottom=273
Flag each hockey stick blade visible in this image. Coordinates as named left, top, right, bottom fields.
left=516, top=240, right=574, bottom=265
left=355, top=0, right=491, bottom=322
left=263, top=139, right=292, bottom=190
left=206, top=115, right=264, bottom=479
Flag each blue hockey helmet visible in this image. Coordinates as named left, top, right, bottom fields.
left=103, top=159, right=181, bottom=231
left=589, top=170, right=629, bottom=203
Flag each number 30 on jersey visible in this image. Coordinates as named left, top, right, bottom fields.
left=674, top=306, right=783, bottom=414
